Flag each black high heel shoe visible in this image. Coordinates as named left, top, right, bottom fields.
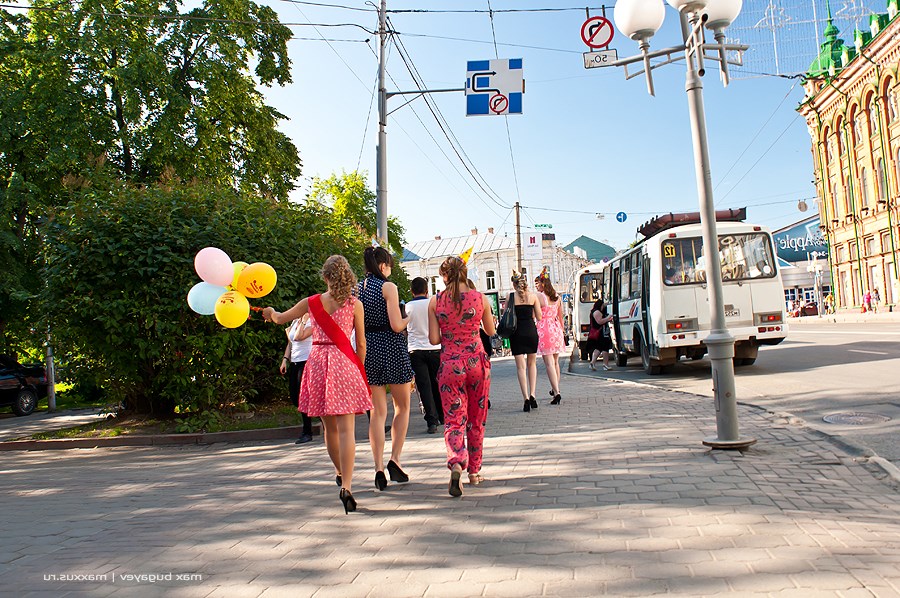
left=335, top=474, right=342, bottom=487
left=339, top=488, right=357, bottom=514
left=550, top=393, right=562, bottom=405
left=529, top=395, right=538, bottom=410
left=374, top=470, right=388, bottom=491
left=387, top=460, right=409, bottom=483
left=523, top=399, right=531, bottom=413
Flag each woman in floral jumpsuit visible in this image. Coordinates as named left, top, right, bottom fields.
left=428, top=256, right=496, bottom=497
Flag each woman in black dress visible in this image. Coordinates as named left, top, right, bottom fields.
left=587, top=299, right=614, bottom=371
left=508, top=271, right=542, bottom=412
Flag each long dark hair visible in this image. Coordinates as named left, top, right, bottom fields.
left=439, top=256, right=468, bottom=313
left=363, top=246, right=393, bottom=281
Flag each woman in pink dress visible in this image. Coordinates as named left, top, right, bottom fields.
left=263, top=255, right=372, bottom=514
left=535, top=272, right=566, bottom=405
left=428, top=256, right=496, bottom=497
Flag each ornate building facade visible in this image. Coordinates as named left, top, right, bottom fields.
left=798, top=1, right=900, bottom=310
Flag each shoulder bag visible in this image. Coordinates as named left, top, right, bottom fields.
left=497, top=292, right=517, bottom=338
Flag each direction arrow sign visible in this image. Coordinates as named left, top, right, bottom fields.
left=581, top=16, right=614, bottom=49
left=466, top=58, right=524, bottom=117
left=616, top=212, right=627, bottom=223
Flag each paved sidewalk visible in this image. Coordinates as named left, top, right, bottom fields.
left=2, top=359, right=899, bottom=597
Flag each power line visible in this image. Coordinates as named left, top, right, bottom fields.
left=389, top=17, right=511, bottom=210
left=393, top=30, right=581, bottom=54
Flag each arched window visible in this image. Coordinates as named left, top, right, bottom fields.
left=836, top=118, right=845, bottom=154
left=883, top=83, right=896, bottom=124
left=850, top=109, right=860, bottom=145
left=485, top=270, right=496, bottom=291
left=867, top=96, right=879, bottom=137
left=860, top=167, right=870, bottom=208
left=822, top=127, right=831, bottom=166
left=877, top=159, right=887, bottom=201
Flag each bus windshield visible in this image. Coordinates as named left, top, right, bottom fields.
left=661, top=233, right=776, bottom=285
left=579, top=272, right=603, bottom=303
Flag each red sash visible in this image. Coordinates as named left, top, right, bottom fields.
left=308, top=294, right=369, bottom=390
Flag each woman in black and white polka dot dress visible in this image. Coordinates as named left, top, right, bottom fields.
left=359, top=246, right=414, bottom=491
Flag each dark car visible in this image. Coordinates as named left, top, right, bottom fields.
left=0, top=355, right=48, bottom=416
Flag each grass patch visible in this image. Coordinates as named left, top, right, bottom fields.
left=24, top=403, right=304, bottom=440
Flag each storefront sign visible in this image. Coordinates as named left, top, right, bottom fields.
left=774, top=217, right=827, bottom=263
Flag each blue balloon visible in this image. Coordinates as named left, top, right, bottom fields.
left=187, top=282, right=227, bottom=315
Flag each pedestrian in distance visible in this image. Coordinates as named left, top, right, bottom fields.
left=587, top=299, right=615, bottom=371
left=864, top=289, right=873, bottom=313
left=534, top=270, right=565, bottom=405
left=507, top=270, right=542, bottom=412
left=406, top=277, right=443, bottom=435
left=262, top=255, right=371, bottom=514
left=428, top=256, right=495, bottom=497
left=281, top=315, right=314, bottom=444
left=359, top=246, right=414, bottom=492
left=873, top=288, right=881, bottom=312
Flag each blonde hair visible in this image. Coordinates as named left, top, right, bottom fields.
left=439, top=256, right=468, bottom=312
left=321, top=255, right=356, bottom=305
left=511, top=270, right=528, bottom=300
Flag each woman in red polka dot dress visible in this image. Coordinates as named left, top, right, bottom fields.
left=263, top=255, right=372, bottom=514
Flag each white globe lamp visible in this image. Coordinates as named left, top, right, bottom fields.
left=614, top=0, right=666, bottom=41
left=666, top=0, right=708, bottom=13
left=704, top=0, right=743, bottom=30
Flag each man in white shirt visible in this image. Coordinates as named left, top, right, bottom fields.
left=406, top=277, right=443, bottom=434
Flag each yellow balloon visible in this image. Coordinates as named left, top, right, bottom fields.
left=236, top=262, right=277, bottom=298
left=214, top=291, right=250, bottom=328
left=231, top=261, right=249, bottom=289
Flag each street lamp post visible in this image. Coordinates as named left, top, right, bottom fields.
left=612, top=0, right=755, bottom=449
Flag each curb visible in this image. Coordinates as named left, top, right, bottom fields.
left=563, top=366, right=900, bottom=487
left=0, top=424, right=320, bottom=452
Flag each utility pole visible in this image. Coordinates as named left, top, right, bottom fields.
left=375, top=0, right=388, bottom=245
left=514, top=201, right=522, bottom=272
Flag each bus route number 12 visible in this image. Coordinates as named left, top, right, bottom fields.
left=663, top=244, right=676, bottom=258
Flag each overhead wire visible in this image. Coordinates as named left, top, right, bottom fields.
left=487, top=0, right=524, bottom=209
left=365, top=30, right=507, bottom=221
left=388, top=15, right=511, bottom=210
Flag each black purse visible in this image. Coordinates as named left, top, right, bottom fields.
left=497, top=292, right=517, bottom=338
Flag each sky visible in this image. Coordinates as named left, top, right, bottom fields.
left=257, top=0, right=835, bottom=253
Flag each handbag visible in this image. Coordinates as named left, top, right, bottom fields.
left=497, top=292, right=517, bottom=338
left=587, top=325, right=601, bottom=342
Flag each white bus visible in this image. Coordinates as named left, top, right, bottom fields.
left=603, top=211, right=787, bottom=374
left=571, top=262, right=606, bottom=360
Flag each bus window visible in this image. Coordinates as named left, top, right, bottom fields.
left=661, top=234, right=776, bottom=285
left=620, top=255, right=631, bottom=297
left=631, top=254, right=642, bottom=298
left=719, top=234, right=776, bottom=280
left=579, top=272, right=603, bottom=303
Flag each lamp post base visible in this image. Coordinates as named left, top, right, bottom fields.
left=702, top=437, right=757, bottom=450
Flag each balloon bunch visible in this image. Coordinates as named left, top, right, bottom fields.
left=186, top=247, right=277, bottom=328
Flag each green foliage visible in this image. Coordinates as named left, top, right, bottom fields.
left=308, top=171, right=411, bottom=300
left=175, top=410, right=224, bottom=434
left=42, top=180, right=369, bottom=415
left=0, top=0, right=300, bottom=353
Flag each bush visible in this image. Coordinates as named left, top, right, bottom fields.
left=42, top=181, right=369, bottom=416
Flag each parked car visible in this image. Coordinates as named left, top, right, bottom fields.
left=0, top=355, right=48, bottom=416
left=790, top=302, right=818, bottom=318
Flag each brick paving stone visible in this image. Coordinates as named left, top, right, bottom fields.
left=3, top=360, right=899, bottom=597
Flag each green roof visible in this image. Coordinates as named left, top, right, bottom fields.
left=806, top=0, right=898, bottom=80
left=563, top=236, right=617, bottom=263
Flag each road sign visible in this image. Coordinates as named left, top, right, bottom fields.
left=583, top=49, right=618, bottom=69
left=534, top=223, right=553, bottom=229
left=581, top=16, right=614, bottom=49
left=616, top=212, right=627, bottom=223
left=466, top=58, right=524, bottom=117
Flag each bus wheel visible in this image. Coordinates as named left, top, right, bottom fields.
left=734, top=357, right=756, bottom=366
left=638, top=335, right=662, bottom=375
left=615, top=349, right=629, bottom=367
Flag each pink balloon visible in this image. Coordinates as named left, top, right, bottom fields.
left=194, top=247, right=233, bottom=286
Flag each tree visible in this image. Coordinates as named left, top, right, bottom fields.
left=42, top=180, right=369, bottom=415
left=0, top=0, right=301, bottom=352
left=308, top=171, right=410, bottom=299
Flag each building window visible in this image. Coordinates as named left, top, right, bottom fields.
left=836, top=244, right=846, bottom=263
left=866, top=237, right=877, bottom=256
left=832, top=181, right=840, bottom=217
left=867, top=97, right=879, bottom=137
left=485, top=270, right=496, bottom=291
left=882, top=232, right=892, bottom=253
left=851, top=112, right=860, bottom=145
left=860, top=167, right=870, bottom=208
left=877, top=159, right=887, bottom=202
left=430, top=276, right=438, bottom=296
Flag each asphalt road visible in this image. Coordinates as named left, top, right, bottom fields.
left=572, top=320, right=900, bottom=468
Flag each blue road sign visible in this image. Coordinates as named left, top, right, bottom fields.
left=616, top=212, right=627, bottom=222
left=465, top=58, right=524, bottom=117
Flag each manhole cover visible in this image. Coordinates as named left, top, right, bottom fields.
left=822, top=412, right=892, bottom=425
